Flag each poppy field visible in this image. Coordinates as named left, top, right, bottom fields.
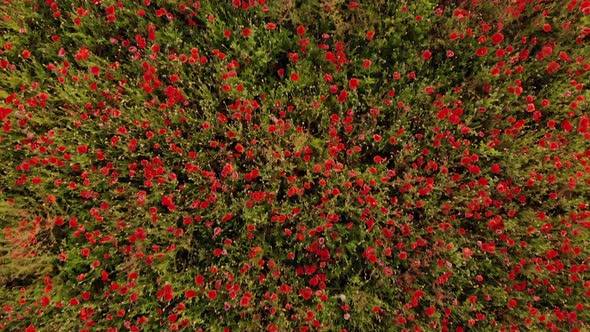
left=1, top=0, right=590, bottom=331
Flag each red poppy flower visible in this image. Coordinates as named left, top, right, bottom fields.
left=195, top=275, right=205, bottom=287
left=425, top=306, right=436, bottom=316
left=299, top=287, right=313, bottom=300
left=240, top=293, right=252, bottom=307
left=279, top=284, right=291, bottom=293
left=546, top=61, right=560, bottom=74
left=296, top=25, right=306, bottom=35
left=491, top=164, right=501, bottom=174
left=76, top=145, right=88, bottom=153
left=185, top=290, right=196, bottom=299
left=75, top=47, right=90, bottom=61
left=546, top=249, right=558, bottom=260
left=476, top=47, right=488, bottom=57
left=491, top=32, right=504, bottom=45
left=508, top=298, right=517, bottom=309
left=337, top=89, right=348, bottom=103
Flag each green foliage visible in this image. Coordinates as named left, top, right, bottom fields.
left=1, top=0, right=589, bottom=331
